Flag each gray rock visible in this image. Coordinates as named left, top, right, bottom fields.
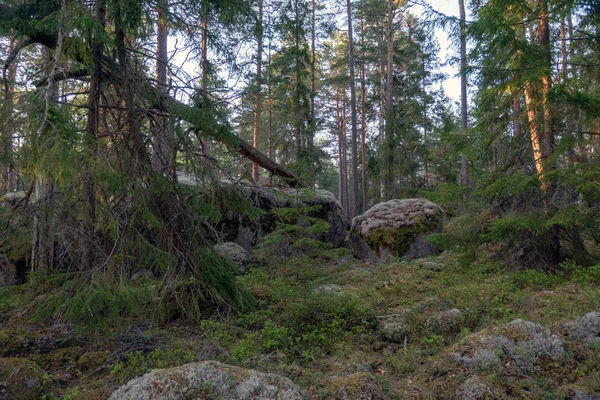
left=109, top=360, right=303, bottom=400
left=456, top=376, right=494, bottom=400
left=456, top=319, right=564, bottom=376
left=350, top=199, right=444, bottom=263
left=214, top=242, right=253, bottom=268
left=570, top=389, right=596, bottom=400
left=563, top=312, right=600, bottom=348
left=377, top=315, right=407, bottom=343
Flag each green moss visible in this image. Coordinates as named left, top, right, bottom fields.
left=0, top=357, right=45, bottom=400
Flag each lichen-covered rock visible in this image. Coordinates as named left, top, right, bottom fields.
left=0, top=357, right=45, bottom=400
left=214, top=242, right=253, bottom=269
left=350, top=199, right=444, bottom=262
left=327, top=372, right=385, bottom=400
left=456, top=376, right=494, bottom=400
left=453, top=319, right=564, bottom=376
left=218, top=184, right=349, bottom=250
left=108, top=360, right=303, bottom=400
left=563, top=312, right=600, bottom=348
left=427, top=308, right=462, bottom=336
left=377, top=315, right=407, bottom=343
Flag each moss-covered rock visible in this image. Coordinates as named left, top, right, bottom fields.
left=0, top=357, right=45, bottom=400
left=77, top=351, right=110, bottom=372
left=350, top=199, right=444, bottom=263
left=108, top=360, right=303, bottom=399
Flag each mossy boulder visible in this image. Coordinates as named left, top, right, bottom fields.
left=0, top=357, right=45, bottom=400
left=77, top=351, right=110, bottom=372
left=217, top=184, right=350, bottom=250
left=108, top=360, right=303, bottom=400
left=350, top=199, right=444, bottom=263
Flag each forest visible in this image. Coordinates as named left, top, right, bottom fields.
left=0, top=0, right=599, bottom=399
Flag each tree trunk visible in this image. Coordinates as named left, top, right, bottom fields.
left=512, top=96, right=523, bottom=168
left=384, top=0, right=394, bottom=200
left=252, top=0, right=263, bottom=183
left=1, top=38, right=16, bottom=194
left=151, top=0, right=175, bottom=177
left=31, top=26, right=65, bottom=270
left=347, top=0, right=359, bottom=217
left=360, top=16, right=368, bottom=213
left=200, top=0, right=210, bottom=155
left=459, top=0, right=470, bottom=191
left=81, top=0, right=105, bottom=272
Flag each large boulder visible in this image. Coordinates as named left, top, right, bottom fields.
left=350, top=199, right=444, bottom=262
left=108, top=360, right=303, bottom=400
left=218, top=184, right=350, bottom=250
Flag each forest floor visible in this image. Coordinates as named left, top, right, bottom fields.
left=1, top=252, right=599, bottom=399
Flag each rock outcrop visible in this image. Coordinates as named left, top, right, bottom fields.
left=219, top=185, right=350, bottom=250
left=350, top=199, right=444, bottom=262
left=109, top=360, right=303, bottom=400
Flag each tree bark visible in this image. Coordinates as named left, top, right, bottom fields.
left=252, top=0, right=263, bottom=183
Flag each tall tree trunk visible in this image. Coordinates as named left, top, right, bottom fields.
left=252, top=0, right=263, bottom=183
left=308, top=0, right=316, bottom=181
left=1, top=38, right=16, bottom=194
left=81, top=0, right=105, bottom=272
left=336, top=90, right=345, bottom=210
left=523, top=0, right=559, bottom=266
left=267, top=26, right=273, bottom=184
left=151, top=0, right=175, bottom=177
left=459, top=0, right=470, bottom=191
left=31, top=0, right=67, bottom=270
left=360, top=16, right=368, bottom=213
left=384, top=0, right=394, bottom=200
left=200, top=1, right=210, bottom=155
left=512, top=96, right=523, bottom=168
left=347, top=0, right=359, bottom=217
left=538, top=0, right=555, bottom=202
